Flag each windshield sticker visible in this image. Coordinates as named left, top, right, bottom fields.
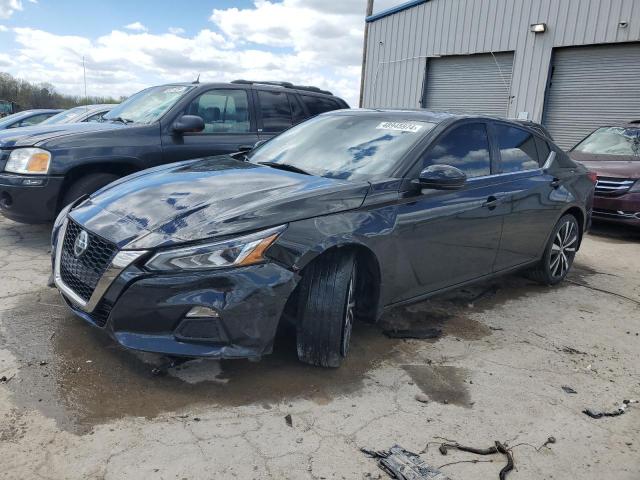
left=164, top=86, right=188, bottom=94
left=376, top=121, right=423, bottom=133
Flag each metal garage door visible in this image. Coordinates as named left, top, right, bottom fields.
left=543, top=43, right=640, bottom=150
left=423, top=52, right=514, bottom=117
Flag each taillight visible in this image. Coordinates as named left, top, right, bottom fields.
left=587, top=171, right=598, bottom=184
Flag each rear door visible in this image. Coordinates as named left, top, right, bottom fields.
left=256, top=89, right=293, bottom=141
left=489, top=122, right=565, bottom=270
left=161, top=88, right=259, bottom=162
left=392, top=121, right=506, bottom=302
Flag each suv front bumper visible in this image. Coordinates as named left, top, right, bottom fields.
left=0, top=173, right=64, bottom=223
left=592, top=192, right=640, bottom=227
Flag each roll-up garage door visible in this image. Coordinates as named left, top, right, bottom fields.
left=542, top=43, right=640, bottom=150
left=423, top=52, right=514, bottom=117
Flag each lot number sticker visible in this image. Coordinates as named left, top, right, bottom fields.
left=376, top=121, right=423, bottom=133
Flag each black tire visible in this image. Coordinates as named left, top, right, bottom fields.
left=60, top=173, right=119, bottom=210
left=296, top=250, right=357, bottom=368
left=528, top=214, right=579, bottom=285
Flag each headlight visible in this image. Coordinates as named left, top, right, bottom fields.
left=145, top=225, right=286, bottom=271
left=5, top=148, right=51, bottom=174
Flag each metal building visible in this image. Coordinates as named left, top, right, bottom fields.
left=361, top=0, right=640, bottom=148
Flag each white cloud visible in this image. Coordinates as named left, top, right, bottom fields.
left=1, top=0, right=408, bottom=105
left=0, top=24, right=8, bottom=31
left=0, top=0, right=23, bottom=19
left=124, top=21, right=147, bottom=32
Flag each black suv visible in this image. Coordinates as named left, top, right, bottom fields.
left=0, top=80, right=348, bottom=223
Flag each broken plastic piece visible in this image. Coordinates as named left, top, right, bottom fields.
left=362, top=445, right=451, bottom=480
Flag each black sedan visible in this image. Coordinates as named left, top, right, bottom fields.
left=51, top=110, right=595, bottom=367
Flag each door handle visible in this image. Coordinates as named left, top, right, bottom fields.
left=482, top=195, right=500, bottom=210
left=550, top=177, right=561, bottom=189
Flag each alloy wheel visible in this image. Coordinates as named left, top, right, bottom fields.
left=550, top=220, right=578, bottom=279
left=341, top=267, right=356, bottom=357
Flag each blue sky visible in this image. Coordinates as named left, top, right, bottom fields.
left=0, top=0, right=403, bottom=106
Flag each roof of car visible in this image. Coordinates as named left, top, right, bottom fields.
left=158, top=81, right=340, bottom=97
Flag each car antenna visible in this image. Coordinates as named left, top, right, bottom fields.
left=193, top=74, right=200, bottom=84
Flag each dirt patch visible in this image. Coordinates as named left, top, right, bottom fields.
left=1, top=288, right=401, bottom=433
left=402, top=364, right=471, bottom=407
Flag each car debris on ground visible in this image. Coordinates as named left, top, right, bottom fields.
left=583, top=399, right=638, bottom=419
left=361, top=445, right=451, bottom=480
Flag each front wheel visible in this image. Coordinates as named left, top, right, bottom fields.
left=296, top=250, right=357, bottom=368
left=59, top=173, right=119, bottom=212
left=528, top=214, right=579, bottom=285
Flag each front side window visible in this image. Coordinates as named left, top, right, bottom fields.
left=249, top=115, right=436, bottom=180
left=423, top=123, right=491, bottom=178
left=258, top=90, right=292, bottom=133
left=301, top=95, right=340, bottom=116
left=186, top=89, right=250, bottom=133
left=572, top=126, right=640, bottom=157
left=104, top=85, right=193, bottom=125
left=494, top=124, right=540, bottom=173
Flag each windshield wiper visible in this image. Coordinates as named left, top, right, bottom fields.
left=257, top=161, right=312, bottom=176
left=109, top=116, right=134, bottom=124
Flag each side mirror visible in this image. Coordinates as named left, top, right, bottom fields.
left=172, top=115, right=205, bottom=134
left=414, top=164, right=467, bottom=190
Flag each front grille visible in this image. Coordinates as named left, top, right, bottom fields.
left=91, top=299, right=113, bottom=327
left=59, top=220, right=118, bottom=302
left=594, top=177, right=636, bottom=197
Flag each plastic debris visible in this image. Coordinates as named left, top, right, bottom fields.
left=583, top=399, right=638, bottom=419
left=361, top=445, right=451, bottom=480
left=284, top=414, right=293, bottom=427
left=561, top=386, right=577, bottom=394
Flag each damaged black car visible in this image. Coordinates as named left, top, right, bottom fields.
left=51, top=110, right=595, bottom=367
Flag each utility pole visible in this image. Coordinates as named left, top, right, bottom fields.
left=358, top=0, right=374, bottom=108
left=82, top=56, right=88, bottom=106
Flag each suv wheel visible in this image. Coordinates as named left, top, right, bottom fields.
left=296, top=250, right=357, bottom=368
left=528, top=214, right=579, bottom=285
left=60, top=173, right=119, bottom=211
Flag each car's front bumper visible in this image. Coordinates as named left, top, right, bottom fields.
left=593, top=192, right=640, bottom=227
left=52, top=220, right=299, bottom=359
left=0, top=173, right=63, bottom=223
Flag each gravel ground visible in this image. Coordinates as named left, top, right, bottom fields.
left=0, top=217, right=638, bottom=479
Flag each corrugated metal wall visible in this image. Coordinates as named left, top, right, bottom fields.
left=362, top=0, right=640, bottom=122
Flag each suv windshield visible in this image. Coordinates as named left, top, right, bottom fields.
left=41, top=107, right=87, bottom=125
left=248, top=115, right=435, bottom=180
left=573, top=126, right=640, bottom=157
left=104, top=85, right=193, bottom=124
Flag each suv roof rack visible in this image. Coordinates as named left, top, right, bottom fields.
left=231, top=79, right=333, bottom=96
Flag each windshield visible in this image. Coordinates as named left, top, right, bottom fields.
left=0, top=111, right=31, bottom=128
left=573, top=126, right=640, bottom=157
left=248, top=115, right=435, bottom=180
left=41, top=107, right=87, bottom=125
left=104, top=85, right=193, bottom=124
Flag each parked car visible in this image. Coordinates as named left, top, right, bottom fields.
left=0, top=109, right=62, bottom=130
left=569, top=122, right=640, bottom=227
left=41, top=104, right=117, bottom=125
left=0, top=81, right=348, bottom=224
left=51, top=110, right=595, bottom=367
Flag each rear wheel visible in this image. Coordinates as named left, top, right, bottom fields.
left=296, top=250, right=357, bottom=368
left=528, top=214, right=579, bottom=285
left=60, top=173, right=119, bottom=211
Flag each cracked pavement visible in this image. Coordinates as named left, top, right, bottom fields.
left=0, top=216, right=639, bottom=479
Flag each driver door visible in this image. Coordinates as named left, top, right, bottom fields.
left=161, top=88, right=259, bottom=163
left=391, top=122, right=507, bottom=302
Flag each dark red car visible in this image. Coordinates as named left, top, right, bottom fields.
left=569, top=122, right=640, bottom=227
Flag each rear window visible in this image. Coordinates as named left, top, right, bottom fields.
left=301, top=95, right=340, bottom=116
left=494, top=124, right=541, bottom=173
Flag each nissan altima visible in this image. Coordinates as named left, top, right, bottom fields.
left=51, top=110, right=595, bottom=367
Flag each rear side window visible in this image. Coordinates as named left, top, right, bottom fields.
left=186, top=89, right=250, bottom=133
left=422, top=123, right=491, bottom=178
left=19, top=113, right=50, bottom=126
left=258, top=90, right=292, bottom=132
left=535, top=137, right=551, bottom=166
left=301, top=95, right=340, bottom=116
left=494, top=124, right=540, bottom=173
left=287, top=94, right=306, bottom=124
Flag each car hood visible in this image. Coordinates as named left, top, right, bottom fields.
left=69, top=156, right=371, bottom=249
left=0, top=121, right=126, bottom=148
left=569, top=151, right=640, bottom=178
